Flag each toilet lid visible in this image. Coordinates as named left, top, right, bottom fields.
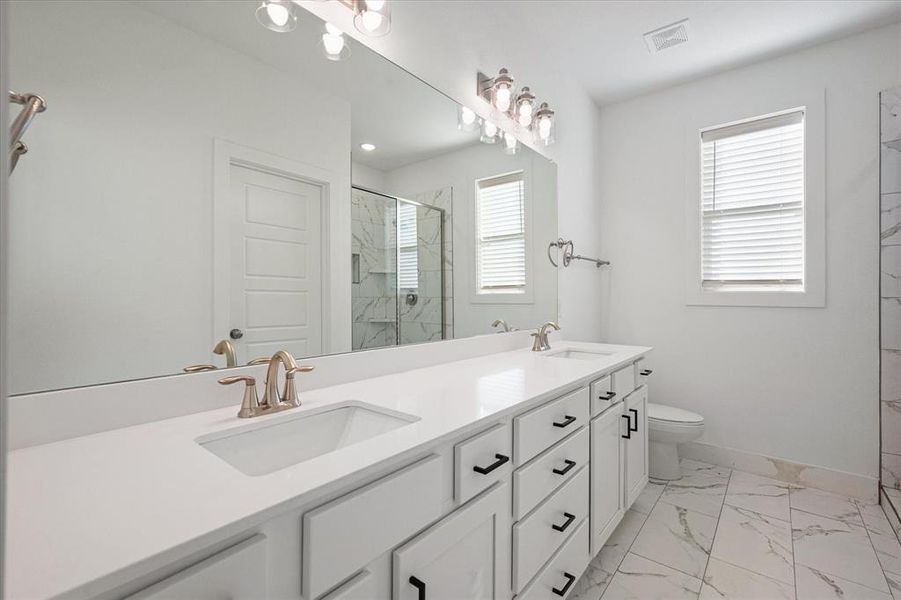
left=648, top=403, right=704, bottom=424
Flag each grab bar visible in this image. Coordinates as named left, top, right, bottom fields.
left=9, top=91, right=46, bottom=174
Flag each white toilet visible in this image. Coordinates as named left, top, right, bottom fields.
left=648, top=403, right=705, bottom=481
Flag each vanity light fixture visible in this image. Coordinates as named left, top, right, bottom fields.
left=515, top=87, right=536, bottom=128
left=480, top=120, right=499, bottom=144
left=353, top=0, right=391, bottom=37
left=458, top=106, right=479, bottom=132
left=535, top=102, right=555, bottom=146
left=255, top=0, right=297, bottom=33
left=360, top=142, right=376, bottom=151
left=320, top=22, right=351, bottom=61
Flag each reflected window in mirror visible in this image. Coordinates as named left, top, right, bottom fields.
left=476, top=172, right=527, bottom=295
left=398, top=203, right=419, bottom=290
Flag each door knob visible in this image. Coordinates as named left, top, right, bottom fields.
left=229, top=328, right=244, bottom=340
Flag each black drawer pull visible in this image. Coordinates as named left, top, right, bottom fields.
left=552, top=459, right=577, bottom=476
left=622, top=414, right=632, bottom=439
left=640, top=369, right=653, bottom=376
left=629, top=408, right=638, bottom=432
left=553, top=415, right=577, bottom=428
left=599, top=391, right=617, bottom=400
left=409, top=576, right=426, bottom=600
left=473, top=453, right=510, bottom=475
left=552, top=512, right=576, bottom=532
left=553, top=572, right=577, bottom=596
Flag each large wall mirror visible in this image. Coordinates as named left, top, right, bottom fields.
left=7, top=0, right=558, bottom=395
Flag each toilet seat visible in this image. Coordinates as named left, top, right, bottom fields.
left=648, top=403, right=704, bottom=425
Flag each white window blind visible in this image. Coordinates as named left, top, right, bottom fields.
left=477, top=172, right=526, bottom=292
left=701, top=110, right=805, bottom=289
left=397, top=202, right=418, bottom=289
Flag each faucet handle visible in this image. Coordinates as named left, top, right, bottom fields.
left=184, top=364, right=217, bottom=373
left=219, top=375, right=260, bottom=418
left=282, top=366, right=314, bottom=407
left=247, top=357, right=270, bottom=365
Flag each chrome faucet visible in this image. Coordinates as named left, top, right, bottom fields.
left=531, top=321, right=560, bottom=352
left=218, top=350, right=314, bottom=418
left=492, top=319, right=511, bottom=332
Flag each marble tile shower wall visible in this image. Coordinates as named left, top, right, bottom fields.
left=881, top=87, right=901, bottom=491
left=400, top=186, right=454, bottom=344
left=351, top=189, right=397, bottom=350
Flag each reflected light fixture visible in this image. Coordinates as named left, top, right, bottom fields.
left=515, top=87, right=536, bottom=128
left=535, top=102, right=555, bottom=146
left=354, top=0, right=391, bottom=37
left=503, top=130, right=518, bottom=155
left=321, top=22, right=350, bottom=61
left=458, top=106, right=478, bottom=132
left=360, top=143, right=376, bottom=151
left=255, top=0, right=297, bottom=32
left=480, top=120, right=499, bottom=144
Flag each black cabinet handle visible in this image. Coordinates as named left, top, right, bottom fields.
left=622, top=414, right=632, bottom=439
left=552, top=572, right=577, bottom=597
left=629, top=408, right=638, bottom=432
left=599, top=391, right=617, bottom=400
left=473, top=453, right=510, bottom=475
left=552, top=459, right=577, bottom=476
left=640, top=369, right=653, bottom=376
left=409, top=576, right=426, bottom=600
left=553, top=415, right=577, bottom=428
left=552, top=512, right=576, bottom=532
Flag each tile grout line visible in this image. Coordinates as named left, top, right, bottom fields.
left=698, top=466, right=733, bottom=594
left=855, top=500, right=899, bottom=598
left=789, top=486, right=799, bottom=600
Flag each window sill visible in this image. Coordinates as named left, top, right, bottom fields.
left=686, top=286, right=824, bottom=308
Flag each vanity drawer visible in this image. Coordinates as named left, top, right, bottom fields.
left=589, top=375, right=617, bottom=416
left=302, top=455, right=444, bottom=600
left=319, top=569, right=380, bottom=600
left=128, top=535, right=267, bottom=599
left=516, top=519, right=590, bottom=600
left=512, top=466, right=589, bottom=592
left=635, top=357, right=652, bottom=381
left=513, top=426, right=588, bottom=520
left=514, top=387, right=589, bottom=465
left=455, top=422, right=512, bottom=503
left=612, top=364, right=636, bottom=399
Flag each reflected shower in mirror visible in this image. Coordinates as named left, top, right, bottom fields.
left=7, top=0, right=557, bottom=395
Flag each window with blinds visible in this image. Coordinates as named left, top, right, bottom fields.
left=701, top=110, right=805, bottom=290
left=397, top=202, right=418, bottom=289
left=476, top=172, right=526, bottom=293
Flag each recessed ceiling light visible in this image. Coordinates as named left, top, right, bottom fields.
left=360, top=143, right=376, bottom=151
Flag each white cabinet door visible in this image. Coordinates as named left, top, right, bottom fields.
left=623, top=386, right=649, bottom=508
left=590, top=407, right=625, bottom=554
left=393, top=482, right=510, bottom=600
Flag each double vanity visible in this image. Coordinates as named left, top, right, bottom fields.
left=5, top=338, right=650, bottom=599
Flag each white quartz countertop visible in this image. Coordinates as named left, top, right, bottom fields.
left=4, top=341, right=649, bottom=599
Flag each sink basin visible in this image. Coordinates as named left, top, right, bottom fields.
left=197, top=402, right=418, bottom=476
left=544, top=349, right=614, bottom=360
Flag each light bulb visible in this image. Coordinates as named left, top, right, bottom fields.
left=266, top=2, right=289, bottom=27
left=361, top=10, right=384, bottom=32
left=322, top=33, right=345, bottom=56
left=366, top=0, right=386, bottom=10
left=518, top=111, right=532, bottom=128
left=461, top=107, right=476, bottom=125
left=538, top=117, right=551, bottom=140
left=503, top=131, right=518, bottom=155
left=495, top=86, right=512, bottom=112
left=484, top=122, right=497, bottom=137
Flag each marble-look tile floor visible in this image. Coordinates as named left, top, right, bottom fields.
left=571, top=459, right=901, bottom=600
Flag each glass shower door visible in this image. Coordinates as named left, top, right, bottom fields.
left=397, top=200, right=446, bottom=345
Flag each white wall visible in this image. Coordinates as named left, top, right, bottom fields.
left=384, top=143, right=557, bottom=336
left=598, top=23, right=901, bottom=480
left=8, top=1, right=352, bottom=394
left=298, top=2, right=605, bottom=342
left=351, top=161, right=386, bottom=191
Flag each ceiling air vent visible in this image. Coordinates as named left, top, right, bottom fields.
left=644, top=19, right=690, bottom=54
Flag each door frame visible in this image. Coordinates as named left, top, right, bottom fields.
left=212, top=139, right=336, bottom=360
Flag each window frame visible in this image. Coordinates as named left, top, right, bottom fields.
left=471, top=169, right=534, bottom=305
left=684, top=91, right=825, bottom=308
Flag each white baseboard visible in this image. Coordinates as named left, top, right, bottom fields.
left=680, top=441, right=879, bottom=502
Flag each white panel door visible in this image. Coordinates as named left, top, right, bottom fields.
left=226, top=163, right=323, bottom=363
left=590, top=406, right=625, bottom=554
left=624, top=386, right=649, bottom=508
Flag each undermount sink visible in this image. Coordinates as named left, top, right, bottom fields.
left=197, top=402, right=418, bottom=476
left=543, top=349, right=614, bottom=360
